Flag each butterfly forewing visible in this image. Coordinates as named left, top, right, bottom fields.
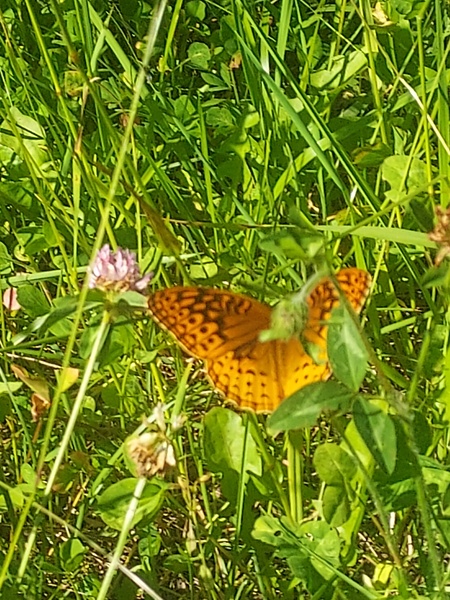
left=302, top=268, right=371, bottom=355
left=148, top=287, right=272, bottom=360
left=335, top=268, right=371, bottom=312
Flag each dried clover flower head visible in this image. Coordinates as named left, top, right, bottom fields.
left=88, top=244, right=152, bottom=292
left=429, top=206, right=450, bottom=265
left=127, top=432, right=176, bottom=478
left=127, top=403, right=185, bottom=478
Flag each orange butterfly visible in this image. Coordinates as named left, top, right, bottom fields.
left=148, top=268, right=371, bottom=412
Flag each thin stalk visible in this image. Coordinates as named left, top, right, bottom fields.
left=359, top=0, right=388, bottom=144
left=45, top=310, right=111, bottom=494
left=434, top=0, right=450, bottom=201
left=97, top=477, right=147, bottom=600
left=287, top=430, right=304, bottom=522
left=416, top=14, right=434, bottom=197
left=247, top=412, right=293, bottom=522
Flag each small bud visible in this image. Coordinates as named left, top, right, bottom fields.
left=259, top=297, right=309, bottom=342
left=171, top=414, right=187, bottom=432
left=146, top=403, right=168, bottom=432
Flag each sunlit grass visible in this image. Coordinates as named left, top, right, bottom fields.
left=0, top=0, right=448, bottom=597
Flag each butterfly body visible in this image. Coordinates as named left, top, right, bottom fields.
left=148, top=268, right=370, bottom=412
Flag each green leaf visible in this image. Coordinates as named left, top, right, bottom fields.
left=314, top=443, right=357, bottom=485
left=310, top=49, right=367, bottom=90
left=252, top=516, right=341, bottom=583
left=391, top=0, right=427, bottom=18
left=205, top=107, right=234, bottom=132
left=117, top=290, right=149, bottom=309
left=59, top=539, right=87, bottom=572
left=375, top=418, right=418, bottom=491
left=43, top=295, right=100, bottom=332
left=79, top=322, right=104, bottom=361
left=0, top=486, right=24, bottom=511
left=0, top=107, right=48, bottom=167
left=259, top=230, right=325, bottom=261
left=381, top=155, right=427, bottom=203
left=203, top=407, right=261, bottom=476
left=0, top=394, right=12, bottom=421
left=203, top=407, right=261, bottom=502
left=188, top=260, right=218, bottom=279
left=322, top=485, right=351, bottom=527
left=251, top=514, right=285, bottom=546
left=353, top=399, right=397, bottom=475
left=17, top=285, right=50, bottom=318
left=135, top=349, right=159, bottom=364
left=173, top=95, right=195, bottom=120
left=412, top=410, right=432, bottom=455
left=378, top=454, right=450, bottom=513
left=353, top=142, right=392, bottom=168
left=98, top=319, right=137, bottom=367
left=268, top=381, right=355, bottom=432
left=201, top=72, right=229, bottom=91
left=102, top=384, right=120, bottom=409
left=186, top=0, right=206, bottom=20
left=23, top=222, right=57, bottom=255
left=97, top=478, right=167, bottom=530
left=118, top=0, right=139, bottom=18
left=294, top=521, right=341, bottom=580
left=10, top=295, right=99, bottom=346
left=409, top=197, right=435, bottom=232
left=188, top=42, right=210, bottom=70
left=163, top=554, right=190, bottom=574
left=0, top=382, right=22, bottom=395
left=138, top=527, right=162, bottom=559
left=328, top=304, right=369, bottom=391
left=0, top=242, right=13, bottom=275
left=21, top=463, right=37, bottom=484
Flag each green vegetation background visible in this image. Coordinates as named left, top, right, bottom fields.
left=0, top=0, right=448, bottom=598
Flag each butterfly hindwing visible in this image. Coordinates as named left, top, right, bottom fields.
left=206, top=344, right=283, bottom=412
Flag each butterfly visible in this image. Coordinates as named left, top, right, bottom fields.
left=148, top=268, right=371, bottom=413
